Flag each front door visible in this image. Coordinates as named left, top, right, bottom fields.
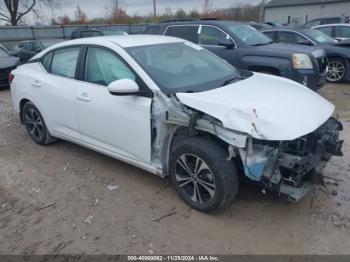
left=198, top=25, right=240, bottom=67
left=75, top=46, right=152, bottom=163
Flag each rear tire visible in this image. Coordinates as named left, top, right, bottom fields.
left=22, top=102, right=57, bottom=145
left=327, top=58, right=347, bottom=83
left=169, top=137, right=238, bottom=213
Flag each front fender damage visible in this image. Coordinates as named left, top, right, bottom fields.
left=151, top=92, right=249, bottom=176
left=152, top=92, right=343, bottom=202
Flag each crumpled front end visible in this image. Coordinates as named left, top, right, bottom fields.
left=239, top=118, right=343, bottom=202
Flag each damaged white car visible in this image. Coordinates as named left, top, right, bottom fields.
left=10, top=35, right=343, bottom=212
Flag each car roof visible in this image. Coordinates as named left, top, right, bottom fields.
left=313, top=23, right=350, bottom=27
left=47, top=35, right=185, bottom=49
left=160, top=19, right=244, bottom=26
left=262, top=26, right=305, bottom=32
left=307, top=16, right=341, bottom=21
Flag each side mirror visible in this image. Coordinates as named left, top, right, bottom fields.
left=107, top=79, right=139, bottom=95
left=218, top=39, right=235, bottom=49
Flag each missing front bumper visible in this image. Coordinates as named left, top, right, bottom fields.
left=279, top=182, right=313, bottom=202
left=240, top=118, right=343, bottom=202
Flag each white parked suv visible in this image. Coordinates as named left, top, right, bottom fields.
left=10, top=35, right=343, bottom=212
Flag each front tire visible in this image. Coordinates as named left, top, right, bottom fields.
left=327, top=58, right=347, bottom=83
left=169, top=137, right=238, bottom=213
left=22, top=102, right=57, bottom=145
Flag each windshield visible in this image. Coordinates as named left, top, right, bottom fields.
left=127, top=42, right=242, bottom=94
left=227, top=24, right=273, bottom=46
left=303, top=29, right=337, bottom=44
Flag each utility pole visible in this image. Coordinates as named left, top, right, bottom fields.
left=115, top=0, right=119, bottom=18
left=260, top=0, right=266, bottom=22
left=153, top=0, right=157, bottom=17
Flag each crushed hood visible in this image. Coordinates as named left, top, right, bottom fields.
left=176, top=73, right=335, bottom=141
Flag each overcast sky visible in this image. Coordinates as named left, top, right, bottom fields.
left=46, top=0, right=261, bottom=20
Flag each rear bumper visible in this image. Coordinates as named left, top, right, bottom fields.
left=0, top=67, right=14, bottom=89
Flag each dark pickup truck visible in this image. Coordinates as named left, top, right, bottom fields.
left=145, top=19, right=327, bottom=90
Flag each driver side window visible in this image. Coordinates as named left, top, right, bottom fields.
left=198, top=26, right=230, bottom=46
left=276, top=32, right=305, bottom=44
left=84, top=47, right=135, bottom=86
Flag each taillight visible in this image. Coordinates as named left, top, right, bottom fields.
left=8, top=73, right=14, bottom=85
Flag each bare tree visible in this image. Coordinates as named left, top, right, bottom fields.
left=0, top=0, right=61, bottom=26
left=57, top=14, right=70, bottom=25
left=74, top=4, right=87, bottom=24
left=203, top=0, right=214, bottom=15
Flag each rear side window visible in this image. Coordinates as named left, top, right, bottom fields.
left=25, top=42, right=33, bottom=50
left=145, top=26, right=160, bottom=34
left=323, top=18, right=340, bottom=24
left=305, top=20, right=321, bottom=28
left=42, top=52, right=53, bottom=71
left=263, top=31, right=275, bottom=41
left=165, top=26, right=199, bottom=43
left=317, top=26, right=333, bottom=36
left=335, top=26, right=350, bottom=38
left=276, top=32, right=305, bottom=44
left=51, top=47, right=80, bottom=78
left=32, top=42, right=42, bottom=52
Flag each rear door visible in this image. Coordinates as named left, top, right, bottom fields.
left=75, top=46, right=152, bottom=163
left=164, top=25, right=199, bottom=43
left=28, top=47, right=82, bottom=141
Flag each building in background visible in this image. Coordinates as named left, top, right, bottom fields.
left=264, top=0, right=350, bottom=25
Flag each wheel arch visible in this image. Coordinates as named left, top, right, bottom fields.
left=164, top=126, right=244, bottom=175
left=19, top=98, right=30, bottom=124
left=248, top=65, right=281, bottom=76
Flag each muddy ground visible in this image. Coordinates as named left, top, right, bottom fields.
left=0, top=83, right=350, bottom=255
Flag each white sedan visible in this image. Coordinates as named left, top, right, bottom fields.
left=10, top=35, right=343, bottom=212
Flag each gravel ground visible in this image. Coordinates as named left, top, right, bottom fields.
left=0, top=84, right=350, bottom=255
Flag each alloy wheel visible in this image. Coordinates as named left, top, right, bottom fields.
left=327, top=60, right=346, bottom=82
left=25, top=108, right=45, bottom=141
left=175, top=154, right=216, bottom=204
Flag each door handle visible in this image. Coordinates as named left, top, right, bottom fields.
left=77, top=92, right=91, bottom=102
left=31, top=80, right=41, bottom=88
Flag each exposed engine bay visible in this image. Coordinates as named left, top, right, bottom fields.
left=240, top=118, right=343, bottom=202
left=150, top=92, right=343, bottom=202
